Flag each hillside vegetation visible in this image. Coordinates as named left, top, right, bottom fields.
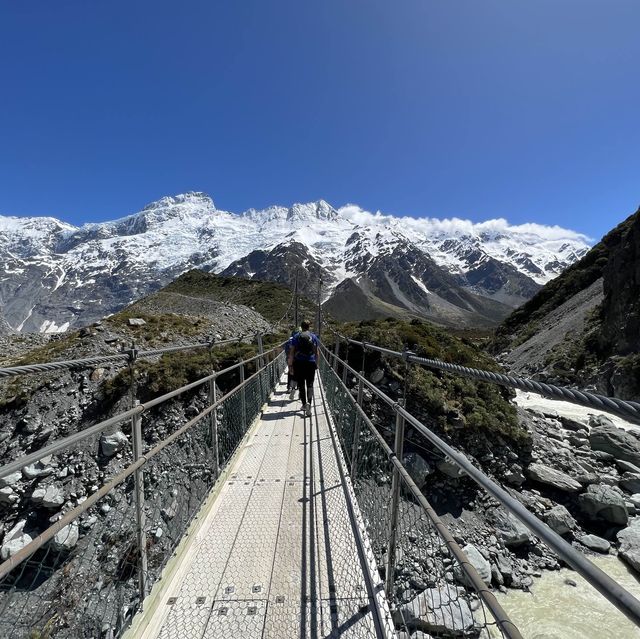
left=337, top=318, right=524, bottom=443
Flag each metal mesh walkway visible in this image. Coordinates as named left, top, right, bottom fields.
left=131, top=376, right=394, bottom=639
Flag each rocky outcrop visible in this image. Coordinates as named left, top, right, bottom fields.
left=589, top=417, right=640, bottom=468
left=617, top=519, right=640, bottom=572
left=396, top=584, right=474, bottom=636
left=525, top=463, right=582, bottom=492
left=545, top=505, right=576, bottom=536
left=579, top=484, right=628, bottom=526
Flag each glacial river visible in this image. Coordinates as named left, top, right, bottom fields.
left=493, top=556, right=640, bottom=638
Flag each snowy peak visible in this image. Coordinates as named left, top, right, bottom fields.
left=0, top=192, right=591, bottom=332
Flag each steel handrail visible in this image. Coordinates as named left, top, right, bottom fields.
left=0, top=342, right=285, bottom=480
left=322, top=344, right=640, bottom=628
left=0, top=351, right=285, bottom=580
left=319, top=352, right=522, bottom=638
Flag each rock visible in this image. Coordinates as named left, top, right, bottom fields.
left=0, top=471, right=23, bottom=488
left=22, top=461, right=54, bottom=480
left=128, top=318, right=146, bottom=326
left=504, top=466, right=525, bottom=487
left=565, top=578, right=578, bottom=587
left=490, top=563, right=504, bottom=586
left=545, top=505, right=576, bottom=536
left=41, top=485, right=65, bottom=509
left=589, top=420, right=640, bottom=468
left=617, top=460, right=640, bottom=475
left=619, top=473, right=640, bottom=494
left=454, top=544, right=491, bottom=584
left=579, top=483, right=628, bottom=525
left=52, top=522, right=79, bottom=552
left=31, top=486, right=46, bottom=504
left=404, top=453, right=433, bottom=487
left=90, top=368, right=105, bottom=382
left=436, top=459, right=465, bottom=479
left=1, top=520, right=32, bottom=560
left=1, top=532, right=33, bottom=560
left=0, top=487, right=18, bottom=505
left=489, top=509, right=532, bottom=547
left=369, top=368, right=384, bottom=384
left=628, top=494, right=640, bottom=510
left=617, top=520, right=640, bottom=573
left=578, top=534, right=610, bottom=553
left=396, top=584, right=474, bottom=635
left=593, top=450, right=615, bottom=462
left=161, top=500, right=178, bottom=521
left=560, top=416, right=588, bottom=432
left=100, top=431, right=129, bottom=457
left=526, top=463, right=582, bottom=492
left=495, top=556, right=513, bottom=585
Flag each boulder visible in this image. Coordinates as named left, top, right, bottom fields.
left=578, top=534, right=610, bottom=553
left=436, top=459, right=465, bottom=479
left=619, top=473, right=640, bottom=494
left=404, top=452, right=433, bottom=487
left=545, top=505, right=576, bottom=536
left=369, top=368, right=384, bottom=384
left=0, top=487, right=18, bottom=505
left=41, top=485, right=65, bottom=509
left=454, top=544, right=491, bottom=584
left=1, top=520, right=32, bottom=561
left=489, top=509, right=532, bottom=547
left=52, top=522, right=79, bottom=552
left=90, top=368, right=105, bottom=382
left=525, top=463, right=582, bottom=492
left=617, top=520, right=640, bottom=573
left=396, top=584, right=474, bottom=636
left=589, top=420, right=640, bottom=468
left=1, top=533, right=33, bottom=560
left=22, top=461, right=54, bottom=480
left=579, top=484, right=628, bottom=525
left=100, top=431, right=129, bottom=457
left=560, top=416, right=588, bottom=432
left=128, top=318, right=146, bottom=326
left=617, top=460, right=640, bottom=475
left=0, top=471, right=23, bottom=488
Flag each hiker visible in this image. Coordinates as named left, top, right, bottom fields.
left=287, top=320, right=319, bottom=417
left=284, top=328, right=299, bottom=400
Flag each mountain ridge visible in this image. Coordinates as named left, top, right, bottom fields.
left=0, top=191, right=590, bottom=332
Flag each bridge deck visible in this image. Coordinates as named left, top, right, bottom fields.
left=133, top=377, right=393, bottom=639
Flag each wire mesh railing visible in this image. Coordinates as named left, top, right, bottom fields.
left=319, top=355, right=520, bottom=639
left=0, top=347, right=286, bottom=639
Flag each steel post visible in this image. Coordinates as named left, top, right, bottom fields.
left=350, top=376, right=364, bottom=479
left=209, top=377, right=219, bottom=478
left=131, top=408, right=148, bottom=601
left=239, top=359, right=247, bottom=428
left=333, top=336, right=340, bottom=372
left=385, top=403, right=405, bottom=598
left=257, top=333, right=264, bottom=368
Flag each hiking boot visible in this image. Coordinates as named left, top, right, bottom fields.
left=289, top=387, right=296, bottom=401
left=304, top=403, right=312, bottom=417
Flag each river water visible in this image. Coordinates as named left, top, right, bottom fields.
left=493, top=556, right=640, bottom=638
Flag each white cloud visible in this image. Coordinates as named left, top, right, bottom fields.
left=337, top=205, right=592, bottom=243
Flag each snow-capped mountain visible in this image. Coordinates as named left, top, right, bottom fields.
left=0, top=192, right=590, bottom=332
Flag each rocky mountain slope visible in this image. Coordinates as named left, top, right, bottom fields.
left=0, top=192, right=589, bottom=332
left=492, top=206, right=640, bottom=400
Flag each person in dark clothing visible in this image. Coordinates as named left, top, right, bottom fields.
left=284, top=328, right=299, bottom=400
left=288, top=320, right=319, bottom=417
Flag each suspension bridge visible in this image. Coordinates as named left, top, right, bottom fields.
left=1, top=321, right=640, bottom=638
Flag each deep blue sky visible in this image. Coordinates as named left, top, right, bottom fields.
left=1, top=0, right=638, bottom=239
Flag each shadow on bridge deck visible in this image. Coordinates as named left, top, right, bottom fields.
left=126, top=376, right=394, bottom=639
